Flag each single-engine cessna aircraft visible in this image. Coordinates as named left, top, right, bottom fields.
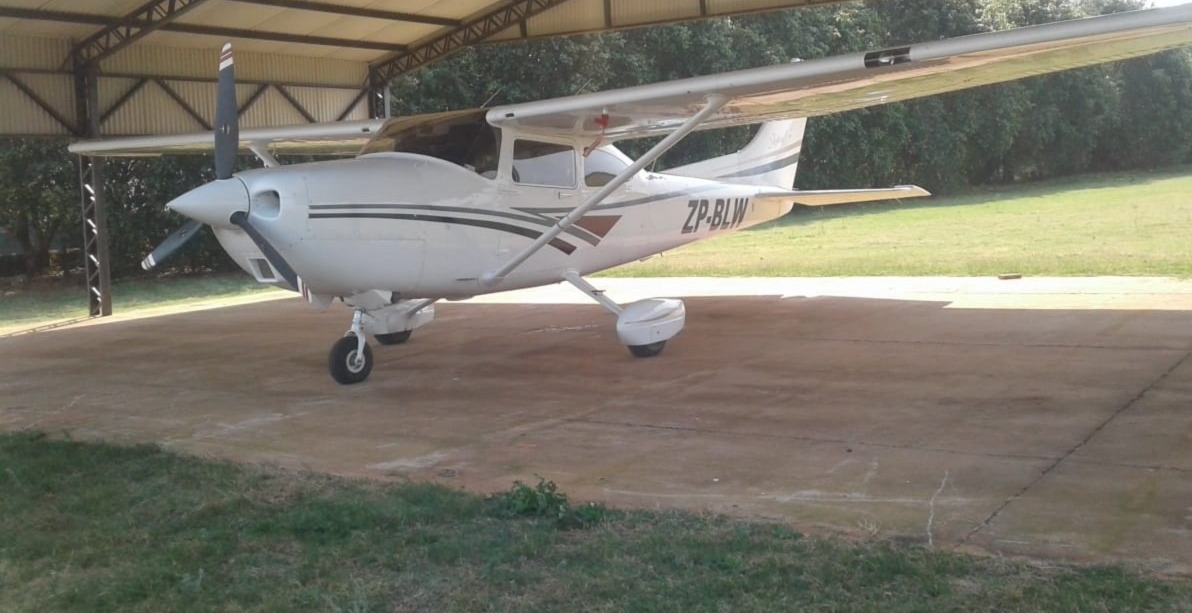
left=71, top=5, right=1192, bottom=384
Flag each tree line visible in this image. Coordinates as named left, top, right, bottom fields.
left=2, top=0, right=1189, bottom=280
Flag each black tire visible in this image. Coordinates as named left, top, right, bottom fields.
left=329, top=335, right=373, bottom=384
left=375, top=330, right=412, bottom=345
left=628, top=340, right=666, bottom=358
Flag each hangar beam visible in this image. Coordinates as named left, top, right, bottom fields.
left=70, top=0, right=212, bottom=67
left=368, top=0, right=574, bottom=86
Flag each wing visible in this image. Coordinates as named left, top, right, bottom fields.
left=757, top=185, right=932, bottom=207
left=487, top=5, right=1192, bottom=140
left=68, top=108, right=489, bottom=158
left=68, top=119, right=386, bottom=157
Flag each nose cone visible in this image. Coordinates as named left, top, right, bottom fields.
left=167, top=178, right=249, bottom=227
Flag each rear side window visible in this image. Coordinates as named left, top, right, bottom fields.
left=513, top=140, right=576, bottom=188
left=584, top=148, right=629, bottom=187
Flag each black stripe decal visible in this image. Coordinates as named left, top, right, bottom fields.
left=309, top=203, right=600, bottom=246
left=715, top=149, right=802, bottom=179
left=309, top=212, right=577, bottom=255
left=522, top=184, right=725, bottom=215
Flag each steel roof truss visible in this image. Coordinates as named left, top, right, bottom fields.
left=229, top=0, right=461, bottom=27
left=2, top=7, right=404, bottom=55
left=338, top=88, right=370, bottom=122
left=164, top=23, right=406, bottom=52
left=238, top=83, right=270, bottom=116
left=71, top=0, right=212, bottom=67
left=273, top=85, right=317, bottom=124
left=100, top=78, right=150, bottom=124
left=154, top=78, right=213, bottom=130
left=0, top=70, right=77, bottom=133
left=369, top=0, right=578, bottom=84
left=0, top=7, right=110, bottom=26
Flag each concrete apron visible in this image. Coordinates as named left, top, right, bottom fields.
left=3, top=277, right=1191, bottom=574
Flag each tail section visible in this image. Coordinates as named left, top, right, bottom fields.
left=667, top=118, right=806, bottom=189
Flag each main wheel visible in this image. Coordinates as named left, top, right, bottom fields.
left=329, top=335, right=373, bottom=384
left=375, top=330, right=412, bottom=345
left=627, top=340, right=666, bottom=358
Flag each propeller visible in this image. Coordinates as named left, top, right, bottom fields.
left=141, top=42, right=300, bottom=290
left=141, top=219, right=202, bottom=271
left=229, top=211, right=298, bottom=288
left=214, top=42, right=238, bottom=181
left=141, top=42, right=239, bottom=271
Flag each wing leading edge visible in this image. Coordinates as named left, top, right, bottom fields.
left=68, top=119, right=386, bottom=157
left=487, top=5, right=1192, bottom=140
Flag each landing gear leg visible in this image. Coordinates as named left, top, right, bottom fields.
left=329, top=308, right=373, bottom=384
left=563, top=270, right=685, bottom=358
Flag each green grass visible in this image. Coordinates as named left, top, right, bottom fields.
left=1, top=433, right=1189, bottom=612
left=603, top=167, right=1192, bottom=278
left=0, top=273, right=279, bottom=331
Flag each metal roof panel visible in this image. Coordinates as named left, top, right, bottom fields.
left=0, top=0, right=846, bottom=136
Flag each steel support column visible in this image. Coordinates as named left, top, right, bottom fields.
left=367, top=72, right=391, bottom=119
left=75, top=63, right=112, bottom=317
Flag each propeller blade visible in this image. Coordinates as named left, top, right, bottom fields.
left=215, top=42, right=238, bottom=180
left=229, top=211, right=298, bottom=289
left=141, top=219, right=204, bottom=271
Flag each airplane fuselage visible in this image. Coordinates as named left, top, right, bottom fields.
left=211, top=152, right=794, bottom=301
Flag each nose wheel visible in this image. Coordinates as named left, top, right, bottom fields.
left=329, top=309, right=373, bottom=384
left=329, top=335, right=372, bottom=384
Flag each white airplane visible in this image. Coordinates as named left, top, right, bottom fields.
left=71, top=6, right=1192, bottom=384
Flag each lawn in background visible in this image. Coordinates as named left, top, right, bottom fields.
left=0, top=273, right=278, bottom=332
left=605, top=168, right=1192, bottom=278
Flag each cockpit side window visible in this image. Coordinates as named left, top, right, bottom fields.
left=584, top=148, right=630, bottom=187
left=512, top=140, right=576, bottom=188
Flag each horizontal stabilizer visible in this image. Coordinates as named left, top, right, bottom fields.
left=758, top=185, right=931, bottom=206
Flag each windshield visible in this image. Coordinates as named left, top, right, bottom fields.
left=361, top=110, right=500, bottom=177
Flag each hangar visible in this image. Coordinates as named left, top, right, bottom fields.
left=4, top=2, right=1192, bottom=573
left=0, top=0, right=843, bottom=317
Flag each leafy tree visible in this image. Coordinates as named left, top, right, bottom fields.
left=1097, top=49, right=1192, bottom=170
left=0, top=138, right=78, bottom=280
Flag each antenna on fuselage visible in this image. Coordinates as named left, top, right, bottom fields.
left=480, top=87, right=503, bottom=108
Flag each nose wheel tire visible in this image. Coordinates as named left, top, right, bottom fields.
left=329, top=335, right=373, bottom=384
left=375, top=330, right=412, bottom=345
left=628, top=340, right=666, bottom=358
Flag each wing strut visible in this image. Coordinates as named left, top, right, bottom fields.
left=480, top=94, right=728, bottom=287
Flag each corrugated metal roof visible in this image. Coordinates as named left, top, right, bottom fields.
left=0, top=0, right=841, bottom=63
left=0, top=0, right=844, bottom=136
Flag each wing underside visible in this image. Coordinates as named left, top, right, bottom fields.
left=487, top=6, right=1192, bottom=140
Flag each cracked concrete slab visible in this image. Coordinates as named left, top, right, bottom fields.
left=3, top=277, right=1192, bottom=573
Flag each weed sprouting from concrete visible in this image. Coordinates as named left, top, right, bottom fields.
left=487, top=476, right=607, bottom=529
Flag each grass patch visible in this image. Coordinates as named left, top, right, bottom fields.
left=1, top=432, right=1189, bottom=612
left=604, top=167, right=1192, bottom=277
left=0, top=273, right=279, bottom=331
